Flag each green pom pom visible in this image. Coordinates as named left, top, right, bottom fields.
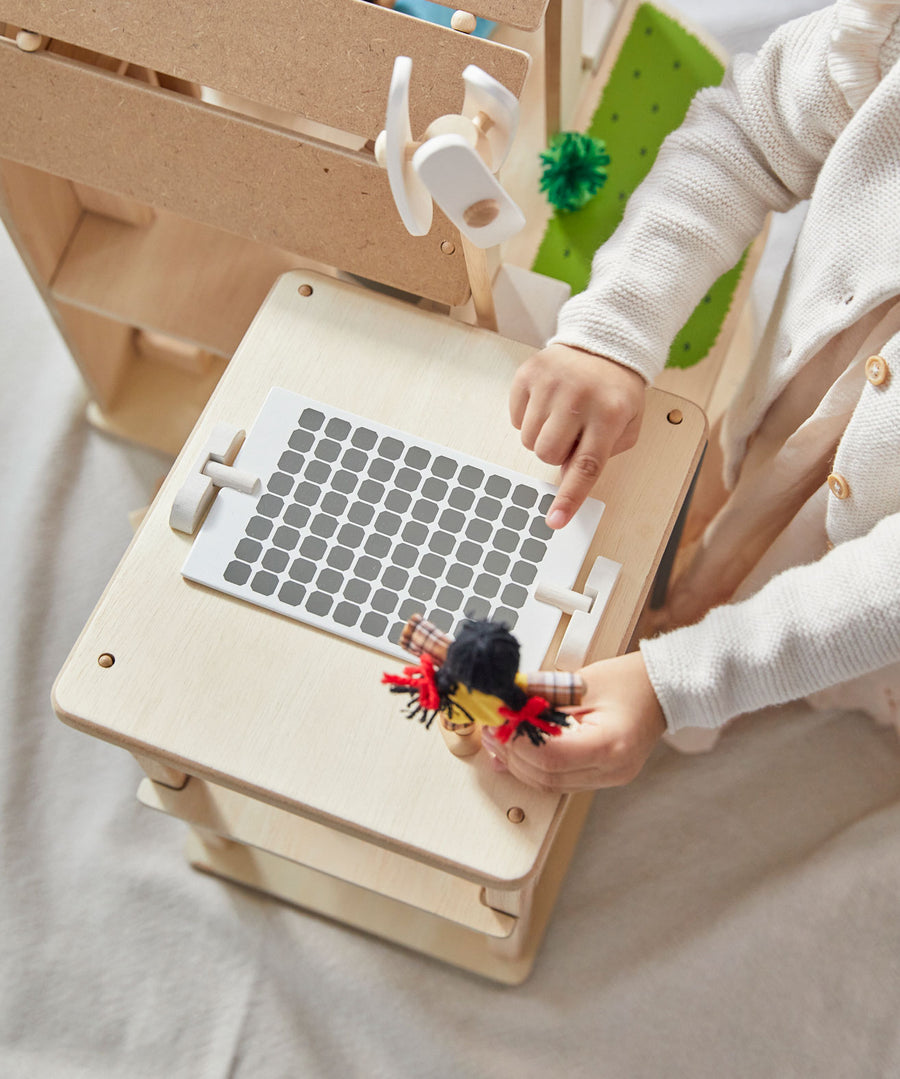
left=539, top=132, right=611, bottom=213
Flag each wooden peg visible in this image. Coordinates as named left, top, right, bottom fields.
left=461, top=235, right=498, bottom=332
left=463, top=198, right=500, bottom=229
left=131, top=753, right=188, bottom=789
left=134, top=329, right=213, bottom=375
left=439, top=716, right=482, bottom=757
left=16, top=30, right=47, bottom=52
left=192, top=826, right=232, bottom=852
left=534, top=581, right=592, bottom=615
left=451, top=11, right=478, bottom=34
left=472, top=111, right=495, bottom=137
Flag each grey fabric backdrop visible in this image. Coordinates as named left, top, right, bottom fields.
left=6, top=3, right=899, bottom=1076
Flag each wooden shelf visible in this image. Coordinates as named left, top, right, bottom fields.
left=177, top=784, right=597, bottom=984
left=138, top=777, right=517, bottom=938
left=184, top=833, right=536, bottom=983
left=83, top=334, right=227, bottom=455
left=51, top=209, right=319, bottom=357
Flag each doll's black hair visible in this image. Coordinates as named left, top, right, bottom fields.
left=436, top=619, right=529, bottom=711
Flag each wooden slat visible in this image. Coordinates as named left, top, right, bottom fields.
left=138, top=777, right=516, bottom=937
left=183, top=834, right=535, bottom=982
left=0, top=1, right=530, bottom=138
left=80, top=332, right=228, bottom=455
left=51, top=210, right=314, bottom=357
left=0, top=159, right=80, bottom=282
left=0, top=42, right=471, bottom=305
left=53, top=302, right=134, bottom=412
left=179, top=787, right=595, bottom=984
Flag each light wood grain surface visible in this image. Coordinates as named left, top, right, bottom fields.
left=51, top=210, right=315, bottom=357
left=53, top=270, right=705, bottom=886
left=178, top=783, right=596, bottom=985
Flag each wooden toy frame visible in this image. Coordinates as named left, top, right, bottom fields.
left=53, top=270, right=706, bottom=983
left=0, top=0, right=642, bottom=454
left=24, top=0, right=758, bottom=981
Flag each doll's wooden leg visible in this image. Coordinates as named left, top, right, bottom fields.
left=439, top=717, right=482, bottom=758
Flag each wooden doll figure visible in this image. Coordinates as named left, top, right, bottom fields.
left=383, top=614, right=585, bottom=755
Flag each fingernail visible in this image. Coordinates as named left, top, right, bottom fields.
left=546, top=508, right=567, bottom=529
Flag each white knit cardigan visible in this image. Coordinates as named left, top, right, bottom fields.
left=551, top=1, right=900, bottom=731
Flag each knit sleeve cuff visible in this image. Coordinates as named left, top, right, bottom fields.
left=828, top=0, right=900, bottom=110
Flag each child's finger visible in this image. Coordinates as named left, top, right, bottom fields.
left=486, top=737, right=597, bottom=793
left=546, top=435, right=610, bottom=527
left=518, top=396, right=553, bottom=453
left=532, top=409, right=584, bottom=467
left=489, top=722, right=631, bottom=792
left=508, top=371, right=530, bottom=430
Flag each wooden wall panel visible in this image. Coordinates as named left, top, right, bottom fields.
left=0, top=1, right=531, bottom=139
left=0, top=43, right=471, bottom=305
left=0, top=159, right=80, bottom=281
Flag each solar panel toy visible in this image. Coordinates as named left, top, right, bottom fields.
left=180, top=387, right=606, bottom=672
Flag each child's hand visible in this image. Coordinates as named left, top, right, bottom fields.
left=509, top=344, right=646, bottom=528
left=481, top=651, right=665, bottom=793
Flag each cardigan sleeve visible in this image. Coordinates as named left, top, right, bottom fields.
left=549, top=5, right=860, bottom=382
left=639, top=512, right=900, bottom=731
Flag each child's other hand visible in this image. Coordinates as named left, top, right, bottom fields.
left=481, top=652, right=665, bottom=793
left=509, top=344, right=646, bottom=529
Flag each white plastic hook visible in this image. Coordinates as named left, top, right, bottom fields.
left=376, top=56, right=524, bottom=249
left=379, top=56, right=434, bottom=236
left=460, top=64, right=519, bottom=172
left=413, top=135, right=525, bottom=249
left=540, top=556, right=623, bottom=671
left=170, top=423, right=259, bottom=535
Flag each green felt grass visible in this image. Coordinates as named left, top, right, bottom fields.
left=532, top=3, right=744, bottom=369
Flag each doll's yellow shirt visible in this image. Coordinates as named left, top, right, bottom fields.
left=447, top=672, right=528, bottom=728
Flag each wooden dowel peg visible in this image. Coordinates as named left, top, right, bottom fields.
left=451, top=11, right=478, bottom=34
left=16, top=30, right=47, bottom=52
left=132, top=753, right=188, bottom=789
left=463, top=198, right=500, bottom=229
left=202, top=459, right=259, bottom=495
left=440, top=716, right=482, bottom=757
left=534, top=581, right=592, bottom=615
left=461, top=235, right=498, bottom=332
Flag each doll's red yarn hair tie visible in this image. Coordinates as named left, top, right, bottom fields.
left=382, top=654, right=441, bottom=714
left=495, top=696, right=560, bottom=744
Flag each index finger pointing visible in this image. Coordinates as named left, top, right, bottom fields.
left=546, top=440, right=609, bottom=528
